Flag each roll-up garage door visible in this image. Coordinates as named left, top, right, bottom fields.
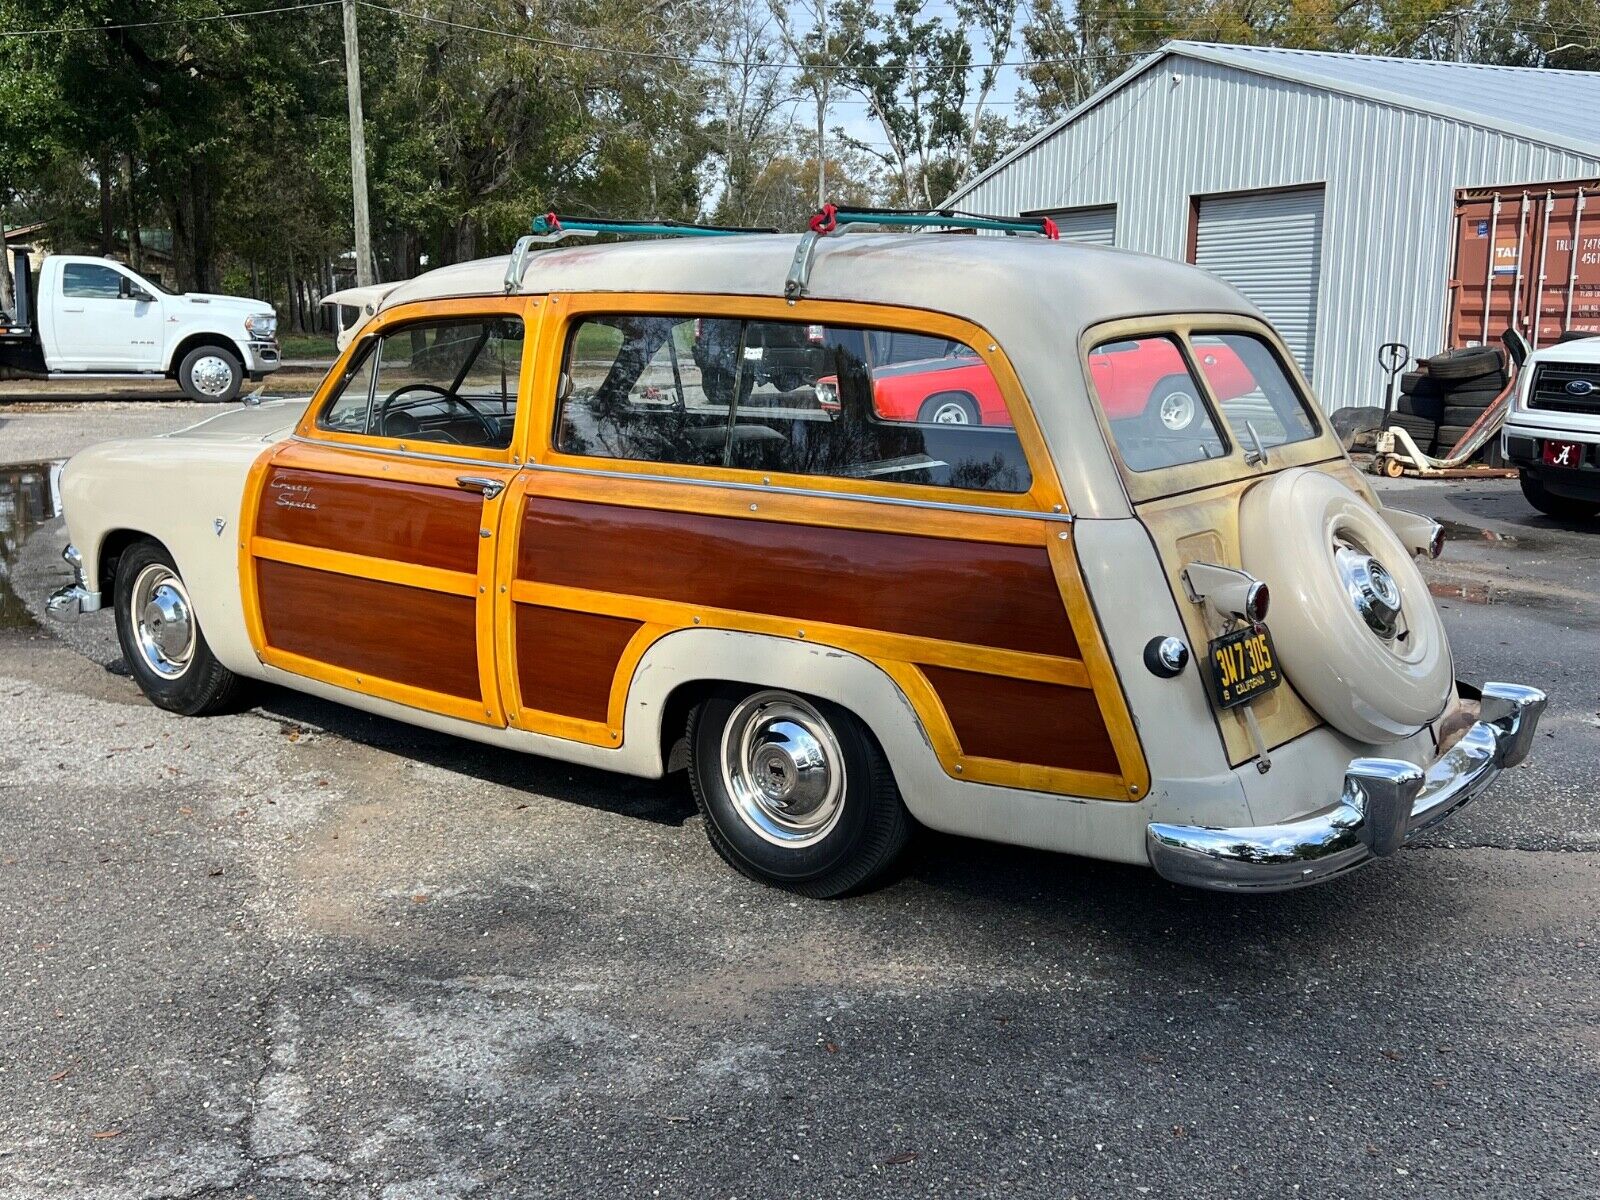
left=1192, top=187, right=1324, bottom=373
left=1041, top=205, right=1117, bottom=247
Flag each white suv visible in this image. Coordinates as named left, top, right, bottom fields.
left=1502, top=335, right=1600, bottom=520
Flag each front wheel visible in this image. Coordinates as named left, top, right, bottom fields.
left=1520, top=471, right=1600, bottom=520
left=178, top=345, right=243, bottom=403
left=687, top=687, right=912, bottom=897
left=113, top=540, right=247, bottom=715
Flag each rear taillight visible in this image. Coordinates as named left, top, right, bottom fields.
left=1245, top=581, right=1270, bottom=623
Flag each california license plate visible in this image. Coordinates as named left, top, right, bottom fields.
left=1206, top=624, right=1282, bottom=710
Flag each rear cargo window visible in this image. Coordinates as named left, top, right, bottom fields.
left=1191, top=333, right=1318, bottom=450
left=556, top=315, right=1033, bottom=493
left=1086, top=335, right=1228, bottom=472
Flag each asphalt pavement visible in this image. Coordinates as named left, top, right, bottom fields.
left=0, top=405, right=1596, bottom=1199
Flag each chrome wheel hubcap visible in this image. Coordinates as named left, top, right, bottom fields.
left=720, top=691, right=846, bottom=847
left=929, top=401, right=971, bottom=424
left=1158, top=389, right=1196, bottom=431
left=1334, top=539, right=1403, bottom=640
left=190, top=354, right=233, bottom=397
left=132, top=563, right=195, bottom=679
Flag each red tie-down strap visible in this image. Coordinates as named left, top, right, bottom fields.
left=543, top=210, right=563, bottom=232
left=1040, top=216, right=1060, bottom=240
left=808, top=204, right=839, bottom=235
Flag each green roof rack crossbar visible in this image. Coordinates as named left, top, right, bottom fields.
left=531, top=212, right=778, bottom=238
left=506, top=211, right=780, bottom=292
left=784, top=204, right=1060, bottom=301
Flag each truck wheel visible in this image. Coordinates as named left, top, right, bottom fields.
left=1520, top=472, right=1600, bottom=520
left=687, top=687, right=912, bottom=897
left=178, top=345, right=243, bottom=403
left=113, top=539, right=248, bottom=715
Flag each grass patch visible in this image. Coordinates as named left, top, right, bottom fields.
left=278, top=332, right=338, bottom=360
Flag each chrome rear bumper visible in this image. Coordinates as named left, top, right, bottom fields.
left=46, top=544, right=102, bottom=617
left=1147, top=683, right=1547, bottom=892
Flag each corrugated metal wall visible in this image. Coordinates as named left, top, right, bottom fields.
left=956, top=56, right=1600, bottom=410
left=1042, top=204, right=1118, bottom=245
left=1193, top=188, right=1325, bottom=369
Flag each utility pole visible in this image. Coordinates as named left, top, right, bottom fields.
left=816, top=0, right=828, bottom=207
left=341, top=0, right=376, bottom=285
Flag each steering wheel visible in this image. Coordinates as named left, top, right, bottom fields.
left=375, top=383, right=498, bottom=443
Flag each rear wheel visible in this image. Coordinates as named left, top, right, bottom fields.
left=113, top=540, right=247, bottom=715
left=1146, top=374, right=1201, bottom=434
left=687, top=687, right=912, bottom=897
left=1520, top=472, right=1600, bottom=520
left=918, top=393, right=980, bottom=424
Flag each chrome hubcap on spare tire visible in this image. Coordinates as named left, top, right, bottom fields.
left=132, top=563, right=195, bottom=679
left=720, top=691, right=846, bottom=847
left=190, top=354, right=233, bottom=398
left=1333, top=539, right=1404, bottom=641
left=1158, top=389, right=1197, bottom=431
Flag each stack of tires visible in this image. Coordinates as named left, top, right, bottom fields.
left=1392, top=346, right=1507, bottom=457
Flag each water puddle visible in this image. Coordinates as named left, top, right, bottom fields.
left=0, top=460, right=62, bottom=630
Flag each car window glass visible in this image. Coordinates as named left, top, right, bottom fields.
left=317, top=317, right=523, bottom=450
left=1191, top=333, right=1318, bottom=451
left=62, top=263, right=123, bottom=299
left=1087, top=335, right=1228, bottom=472
left=556, top=314, right=1032, bottom=494
left=318, top=343, right=380, bottom=434
left=556, top=315, right=738, bottom=466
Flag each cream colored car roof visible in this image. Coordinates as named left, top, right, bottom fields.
left=377, top=233, right=1270, bottom=521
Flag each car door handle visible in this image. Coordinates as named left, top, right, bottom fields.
left=456, top=476, right=505, bottom=500
left=62, top=306, right=84, bottom=313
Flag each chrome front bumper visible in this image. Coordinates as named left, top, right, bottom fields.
left=46, top=544, right=102, bottom=617
left=1147, top=683, right=1547, bottom=892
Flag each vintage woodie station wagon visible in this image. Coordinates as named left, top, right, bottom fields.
left=49, top=207, right=1547, bottom=896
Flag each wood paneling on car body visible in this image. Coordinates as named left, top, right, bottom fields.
left=256, top=466, right=482, bottom=573
left=919, top=665, right=1120, bottom=775
left=517, top=496, right=1079, bottom=660
left=256, top=559, right=482, bottom=700
left=514, top=605, right=643, bottom=724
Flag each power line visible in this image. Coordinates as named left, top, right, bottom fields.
left=0, top=0, right=341, bottom=39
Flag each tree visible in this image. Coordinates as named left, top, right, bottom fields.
left=703, top=0, right=802, bottom=226
left=838, top=0, right=1024, bottom=206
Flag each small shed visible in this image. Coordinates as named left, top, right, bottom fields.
left=949, top=42, right=1600, bottom=410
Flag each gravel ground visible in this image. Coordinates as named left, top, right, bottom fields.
left=0, top=408, right=1596, bottom=1199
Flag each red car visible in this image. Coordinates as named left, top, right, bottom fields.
left=822, top=337, right=1256, bottom=432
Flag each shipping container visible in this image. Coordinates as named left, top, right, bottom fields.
left=1448, top=180, right=1600, bottom=350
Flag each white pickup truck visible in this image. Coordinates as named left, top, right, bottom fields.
left=0, top=250, right=279, bottom=402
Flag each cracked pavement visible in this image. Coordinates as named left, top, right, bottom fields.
left=0, top=405, right=1597, bottom=1198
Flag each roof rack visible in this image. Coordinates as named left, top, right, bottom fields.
left=504, top=211, right=780, bottom=293
left=784, top=204, right=1060, bottom=301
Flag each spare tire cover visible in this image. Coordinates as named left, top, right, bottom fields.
left=1239, top=468, right=1453, bottom=744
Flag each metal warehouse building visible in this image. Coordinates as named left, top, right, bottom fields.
left=950, top=42, right=1600, bottom=411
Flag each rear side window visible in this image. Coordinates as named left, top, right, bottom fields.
left=1086, top=335, right=1227, bottom=472
left=1190, top=333, right=1318, bottom=450
left=555, top=314, right=1033, bottom=493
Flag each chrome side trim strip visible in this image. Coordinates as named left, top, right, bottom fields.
left=522, top=461, right=1073, bottom=523
left=286, top=434, right=1073, bottom=523
left=288, top=434, right=516, bottom=470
